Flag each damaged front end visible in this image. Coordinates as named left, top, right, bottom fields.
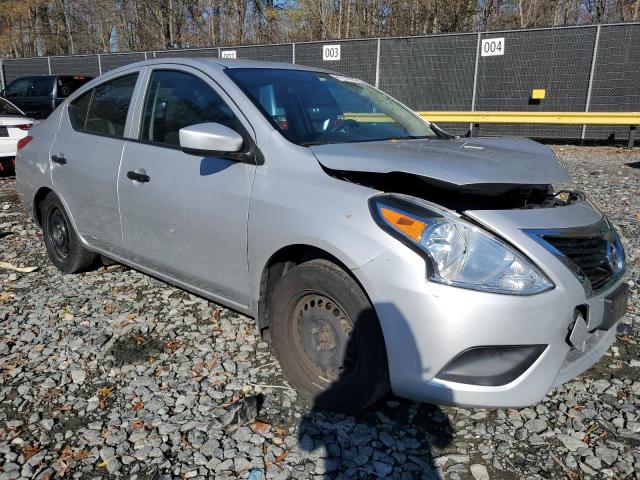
left=312, top=136, right=624, bottom=299
left=321, top=168, right=584, bottom=212
left=311, top=136, right=579, bottom=212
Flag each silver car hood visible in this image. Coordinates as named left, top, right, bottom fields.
left=311, top=137, right=570, bottom=190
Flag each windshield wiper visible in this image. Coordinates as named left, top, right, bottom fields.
left=300, top=141, right=328, bottom=147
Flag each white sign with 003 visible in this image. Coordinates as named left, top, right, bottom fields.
left=322, top=44, right=341, bottom=61
left=481, top=37, right=505, bottom=57
left=221, top=50, right=237, bottom=59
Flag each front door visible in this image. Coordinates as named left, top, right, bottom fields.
left=117, top=67, right=256, bottom=307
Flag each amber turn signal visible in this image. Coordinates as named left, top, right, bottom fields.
left=380, top=207, right=427, bottom=242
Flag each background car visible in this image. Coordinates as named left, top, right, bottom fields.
left=0, top=98, right=32, bottom=174
left=1, top=75, right=92, bottom=119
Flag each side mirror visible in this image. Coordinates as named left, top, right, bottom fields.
left=179, top=123, right=244, bottom=157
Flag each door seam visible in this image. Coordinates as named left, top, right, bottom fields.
left=116, top=142, right=127, bottom=247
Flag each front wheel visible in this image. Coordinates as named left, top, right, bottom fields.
left=41, top=192, right=97, bottom=273
left=268, top=259, right=389, bottom=413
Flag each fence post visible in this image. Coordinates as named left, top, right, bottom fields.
left=217, top=47, right=221, bottom=58
left=97, top=54, right=102, bottom=75
left=470, top=32, right=482, bottom=133
left=0, top=59, right=5, bottom=91
left=582, top=25, right=601, bottom=141
left=375, top=38, right=381, bottom=88
left=292, top=43, right=296, bottom=64
left=47, top=56, right=52, bottom=75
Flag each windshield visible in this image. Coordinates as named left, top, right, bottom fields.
left=0, top=98, right=24, bottom=116
left=226, top=68, right=437, bottom=146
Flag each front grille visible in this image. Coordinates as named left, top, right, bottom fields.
left=543, top=235, right=615, bottom=292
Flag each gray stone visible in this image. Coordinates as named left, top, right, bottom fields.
left=470, top=464, right=490, bottom=480
left=70, top=370, right=86, bottom=384
left=595, top=446, right=618, bottom=466
left=557, top=434, right=588, bottom=452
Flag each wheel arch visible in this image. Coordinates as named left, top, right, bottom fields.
left=255, top=243, right=373, bottom=335
left=33, top=186, right=54, bottom=227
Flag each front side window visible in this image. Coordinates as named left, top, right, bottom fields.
left=31, top=77, right=53, bottom=97
left=140, top=70, right=237, bottom=147
left=4, top=78, right=30, bottom=98
left=69, top=73, right=138, bottom=137
left=227, top=68, right=437, bottom=146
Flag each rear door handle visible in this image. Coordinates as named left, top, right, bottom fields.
left=51, top=155, right=66, bottom=165
left=127, top=170, right=150, bottom=183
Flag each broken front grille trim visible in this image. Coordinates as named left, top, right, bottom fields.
left=523, top=217, right=626, bottom=297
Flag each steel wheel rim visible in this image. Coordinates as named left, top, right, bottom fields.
left=47, top=206, right=70, bottom=261
left=292, top=292, right=359, bottom=384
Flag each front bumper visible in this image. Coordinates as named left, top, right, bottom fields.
left=353, top=201, right=626, bottom=408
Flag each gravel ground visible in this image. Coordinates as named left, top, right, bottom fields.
left=0, top=146, right=639, bottom=480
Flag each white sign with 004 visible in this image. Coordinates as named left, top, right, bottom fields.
left=221, top=50, right=237, bottom=59
left=481, top=38, right=505, bottom=57
left=322, top=44, right=341, bottom=61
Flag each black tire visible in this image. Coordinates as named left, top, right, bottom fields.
left=268, top=259, right=389, bottom=413
left=40, top=192, right=97, bottom=273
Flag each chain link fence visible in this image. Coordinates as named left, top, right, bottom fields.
left=0, top=23, right=638, bottom=141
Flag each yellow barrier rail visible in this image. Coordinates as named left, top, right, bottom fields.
left=418, top=111, right=640, bottom=147
left=418, top=111, right=640, bottom=126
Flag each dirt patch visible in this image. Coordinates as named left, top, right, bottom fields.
left=108, top=333, right=165, bottom=367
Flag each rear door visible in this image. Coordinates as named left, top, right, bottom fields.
left=117, top=66, right=257, bottom=306
left=50, top=70, right=143, bottom=255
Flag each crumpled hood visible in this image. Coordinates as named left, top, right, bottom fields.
left=311, top=136, right=570, bottom=189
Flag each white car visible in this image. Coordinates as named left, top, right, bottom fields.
left=0, top=98, right=33, bottom=173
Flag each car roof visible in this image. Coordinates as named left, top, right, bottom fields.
left=105, top=57, right=337, bottom=77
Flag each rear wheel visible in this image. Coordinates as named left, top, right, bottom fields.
left=41, top=193, right=97, bottom=273
left=268, top=259, right=389, bottom=413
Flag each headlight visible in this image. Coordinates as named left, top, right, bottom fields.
left=370, top=194, right=554, bottom=295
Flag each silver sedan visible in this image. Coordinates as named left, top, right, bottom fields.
left=16, top=59, right=627, bottom=413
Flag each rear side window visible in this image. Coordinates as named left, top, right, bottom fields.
left=58, top=76, right=91, bottom=98
left=140, top=70, right=236, bottom=147
left=69, top=74, right=138, bottom=138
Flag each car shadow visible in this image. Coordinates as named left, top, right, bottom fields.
left=625, top=161, right=640, bottom=169
left=296, top=302, right=454, bottom=478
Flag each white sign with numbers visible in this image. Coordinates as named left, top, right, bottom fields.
left=221, top=50, right=237, bottom=59
left=481, top=38, right=505, bottom=57
left=322, top=44, right=341, bottom=61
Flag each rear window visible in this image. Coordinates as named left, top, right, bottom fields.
left=57, top=76, right=92, bottom=98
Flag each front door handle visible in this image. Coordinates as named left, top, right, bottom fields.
left=127, top=170, right=150, bottom=183
left=51, top=155, right=66, bottom=165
